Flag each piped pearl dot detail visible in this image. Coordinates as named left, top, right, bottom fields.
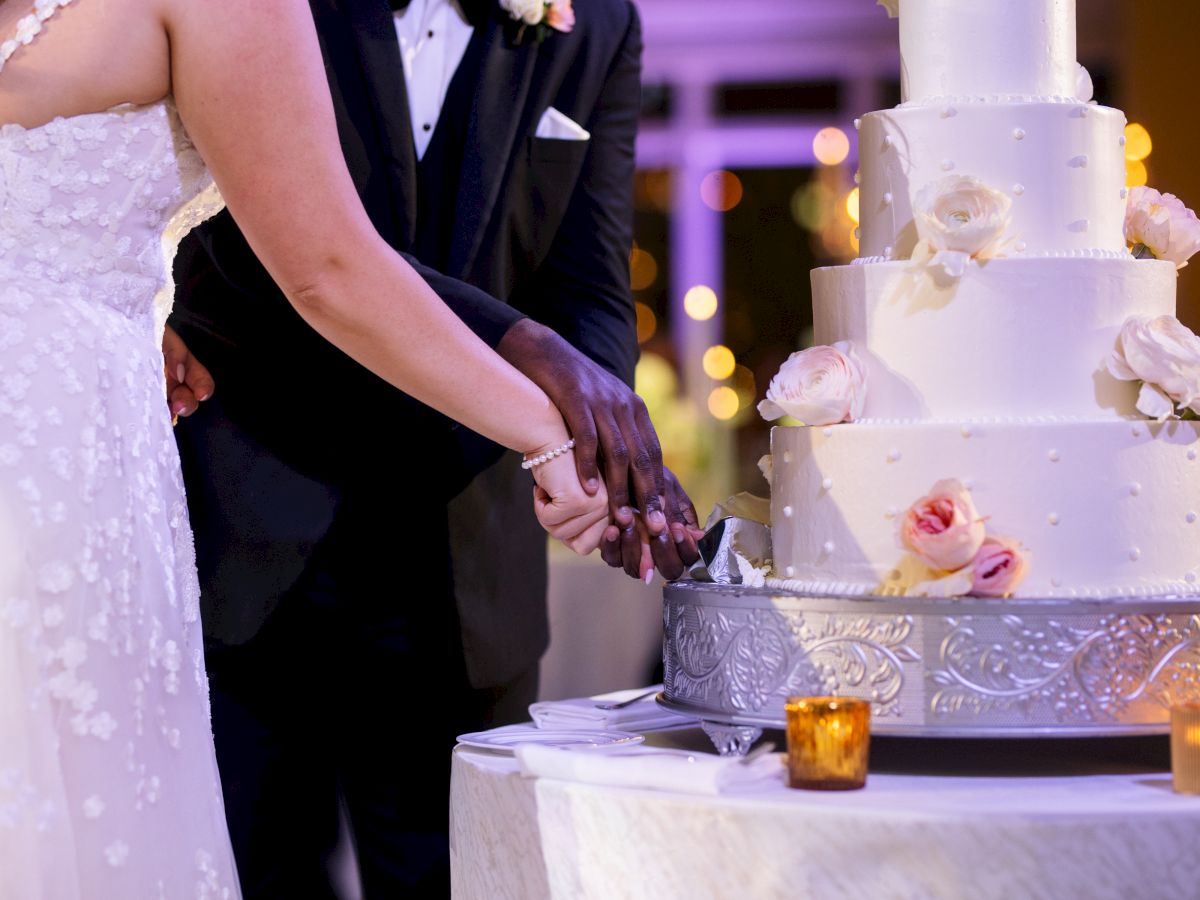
left=1120, top=188, right=1129, bottom=199
left=785, top=566, right=795, bottom=577
left=883, top=135, right=894, bottom=149
left=853, top=117, right=862, bottom=130
left=1048, top=513, right=1059, bottom=526
left=940, top=106, right=957, bottom=119
left=882, top=192, right=893, bottom=206
left=782, top=451, right=793, bottom=464
left=854, top=171, right=861, bottom=185
left=783, top=505, right=794, bottom=518
left=822, top=541, right=836, bottom=555
left=1048, top=449, right=1060, bottom=462
left=821, top=478, right=834, bottom=491
left=1012, top=184, right=1025, bottom=196
left=822, top=428, right=833, bottom=437
left=1129, top=548, right=1141, bottom=562
left=854, top=227, right=861, bottom=239
left=1188, top=572, right=1198, bottom=584
left=1188, top=512, right=1197, bottom=524
left=1013, top=128, right=1026, bottom=140
left=887, top=448, right=902, bottom=463
left=1189, top=449, right=1197, bottom=461
left=1119, top=135, right=1126, bottom=146
left=1069, top=155, right=1088, bottom=168
left=883, top=245, right=894, bottom=258
left=1129, top=482, right=1142, bottom=496
left=1015, top=240, right=1028, bottom=252
left=940, top=159, right=955, bottom=171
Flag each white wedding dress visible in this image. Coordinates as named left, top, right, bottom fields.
left=0, top=2, right=240, bottom=897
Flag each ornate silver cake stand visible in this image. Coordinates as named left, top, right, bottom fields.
left=660, top=581, right=1200, bottom=755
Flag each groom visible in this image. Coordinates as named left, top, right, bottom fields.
left=169, top=0, right=694, bottom=895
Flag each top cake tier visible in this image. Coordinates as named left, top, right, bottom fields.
left=898, top=0, right=1079, bottom=104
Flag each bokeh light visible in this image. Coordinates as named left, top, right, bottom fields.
left=845, top=187, right=861, bottom=224
left=707, top=386, right=740, bottom=420
left=699, top=170, right=744, bottom=212
left=1124, top=123, right=1152, bottom=163
left=1126, top=158, right=1149, bottom=188
left=683, top=285, right=719, bottom=321
left=732, top=365, right=757, bottom=409
left=813, top=127, right=851, bottom=166
left=701, top=345, right=736, bottom=380
left=635, top=170, right=673, bottom=212
left=629, top=247, right=659, bottom=291
left=635, top=302, right=657, bottom=344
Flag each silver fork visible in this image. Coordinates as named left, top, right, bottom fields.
left=594, top=688, right=659, bottom=710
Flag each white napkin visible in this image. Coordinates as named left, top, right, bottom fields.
left=535, top=106, right=591, bottom=141
left=529, top=686, right=696, bottom=733
left=515, top=743, right=784, bottom=796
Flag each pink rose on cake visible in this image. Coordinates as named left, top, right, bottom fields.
left=1125, top=187, right=1200, bottom=270
left=900, top=478, right=986, bottom=571
left=757, top=342, right=867, bottom=427
left=1106, top=315, right=1200, bottom=420
left=910, top=175, right=1014, bottom=279
left=969, top=536, right=1028, bottom=597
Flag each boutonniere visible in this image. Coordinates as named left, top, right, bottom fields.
left=499, top=0, right=574, bottom=44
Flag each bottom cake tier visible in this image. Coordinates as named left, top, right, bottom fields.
left=769, top=419, right=1200, bottom=598
left=660, top=582, right=1200, bottom=753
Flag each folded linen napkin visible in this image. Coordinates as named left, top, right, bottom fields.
left=514, top=743, right=784, bottom=795
left=528, top=685, right=696, bottom=733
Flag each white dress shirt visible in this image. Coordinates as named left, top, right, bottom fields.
left=393, top=0, right=475, bottom=160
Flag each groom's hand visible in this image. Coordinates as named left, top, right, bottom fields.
left=497, top=319, right=702, bottom=580
left=162, top=325, right=215, bottom=421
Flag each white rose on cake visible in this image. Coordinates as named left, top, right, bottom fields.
left=1125, top=186, right=1200, bottom=270
left=1107, top=315, right=1200, bottom=420
left=910, top=175, right=1014, bottom=279
left=757, top=342, right=867, bottom=427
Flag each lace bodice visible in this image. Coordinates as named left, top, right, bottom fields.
left=0, top=102, right=224, bottom=326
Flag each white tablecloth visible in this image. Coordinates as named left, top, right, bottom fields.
left=450, top=732, right=1200, bottom=900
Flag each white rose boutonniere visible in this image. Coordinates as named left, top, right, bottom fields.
left=910, top=175, right=1014, bottom=279
left=1106, top=314, right=1200, bottom=420
left=1125, top=186, right=1200, bottom=270
left=757, top=341, right=868, bottom=427
left=499, top=0, right=575, bottom=42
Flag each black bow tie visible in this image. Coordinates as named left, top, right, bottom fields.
left=389, top=0, right=492, bottom=26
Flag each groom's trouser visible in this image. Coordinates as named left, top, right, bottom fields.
left=203, top=495, right=537, bottom=899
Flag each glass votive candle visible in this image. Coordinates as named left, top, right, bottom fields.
left=785, top=696, right=870, bottom=791
left=1170, top=702, right=1200, bottom=795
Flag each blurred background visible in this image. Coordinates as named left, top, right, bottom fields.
left=538, top=0, right=1200, bottom=700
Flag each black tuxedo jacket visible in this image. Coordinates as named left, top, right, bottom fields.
left=171, top=0, right=642, bottom=687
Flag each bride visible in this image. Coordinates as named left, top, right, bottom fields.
left=0, top=0, right=612, bottom=895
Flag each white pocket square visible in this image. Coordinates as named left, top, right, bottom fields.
left=535, top=107, right=590, bottom=141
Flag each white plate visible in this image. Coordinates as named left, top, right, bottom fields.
left=456, top=724, right=645, bottom=752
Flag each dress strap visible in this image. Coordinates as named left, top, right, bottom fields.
left=0, top=0, right=76, bottom=73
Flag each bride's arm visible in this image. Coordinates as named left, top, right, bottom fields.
left=163, top=0, right=565, bottom=465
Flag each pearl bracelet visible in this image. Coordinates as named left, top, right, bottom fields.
left=521, top=438, right=576, bottom=470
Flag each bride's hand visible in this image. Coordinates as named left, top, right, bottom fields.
left=532, top=451, right=610, bottom=555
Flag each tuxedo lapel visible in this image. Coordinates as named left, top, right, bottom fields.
left=343, top=0, right=419, bottom=246
left=449, top=22, right=540, bottom=278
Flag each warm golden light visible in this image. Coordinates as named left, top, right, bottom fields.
left=813, top=127, right=851, bottom=166
left=635, top=302, right=657, bottom=344
left=707, top=386, right=740, bottom=420
left=1171, top=704, right=1200, bottom=795
left=1125, top=123, right=1152, bottom=163
left=1126, top=158, right=1149, bottom=189
left=700, top=170, right=744, bottom=213
left=845, top=187, right=861, bottom=225
left=702, top=345, right=736, bottom=380
left=732, top=365, right=757, bottom=408
left=683, top=285, right=719, bottom=321
left=785, top=696, right=870, bottom=791
left=629, top=248, right=659, bottom=291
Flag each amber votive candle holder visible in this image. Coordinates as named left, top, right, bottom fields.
left=785, top=696, right=870, bottom=791
left=1170, top=703, right=1200, bottom=795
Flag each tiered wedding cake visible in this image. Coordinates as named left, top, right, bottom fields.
left=763, top=0, right=1200, bottom=599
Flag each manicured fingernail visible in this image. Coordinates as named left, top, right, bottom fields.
left=618, top=506, right=633, bottom=523
left=671, top=523, right=686, bottom=544
left=198, top=391, right=211, bottom=402
left=586, top=478, right=600, bottom=492
left=649, top=510, right=667, bottom=530
left=643, top=570, right=654, bottom=585
left=176, top=364, right=186, bottom=384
